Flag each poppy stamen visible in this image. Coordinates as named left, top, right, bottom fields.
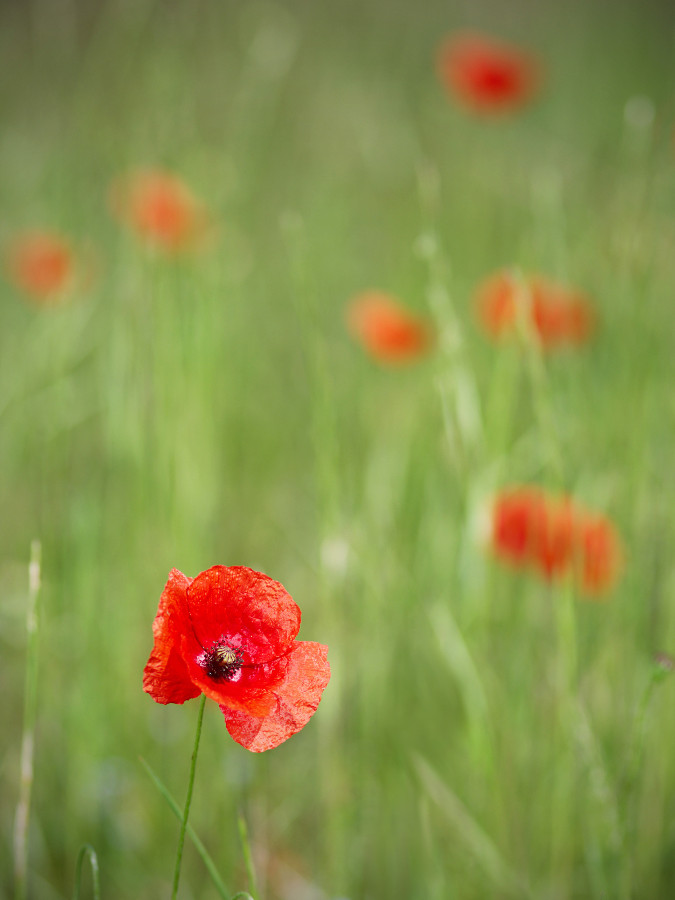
left=204, top=644, right=244, bottom=681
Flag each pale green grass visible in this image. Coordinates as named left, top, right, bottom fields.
left=1, top=0, right=674, bottom=898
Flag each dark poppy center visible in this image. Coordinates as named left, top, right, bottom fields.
left=204, top=644, right=243, bottom=681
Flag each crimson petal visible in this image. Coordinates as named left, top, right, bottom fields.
left=143, top=569, right=202, bottom=704
left=185, top=566, right=301, bottom=664
left=220, top=642, right=330, bottom=752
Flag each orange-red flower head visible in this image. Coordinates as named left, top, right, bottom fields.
left=143, top=566, right=330, bottom=751
left=346, top=291, right=433, bottom=364
left=436, top=31, right=540, bottom=115
left=109, top=169, right=210, bottom=253
left=491, top=486, right=546, bottom=568
left=475, top=271, right=595, bottom=349
left=490, top=487, right=622, bottom=596
left=4, top=230, right=76, bottom=303
left=576, top=514, right=623, bottom=596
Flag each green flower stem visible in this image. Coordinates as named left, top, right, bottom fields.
left=172, top=693, right=207, bottom=900
left=619, top=660, right=672, bottom=899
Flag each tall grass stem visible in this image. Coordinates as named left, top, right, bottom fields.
left=140, top=756, right=230, bottom=900
left=72, top=844, right=100, bottom=900
left=237, top=813, right=259, bottom=900
left=618, top=660, right=672, bottom=899
left=13, top=540, right=42, bottom=900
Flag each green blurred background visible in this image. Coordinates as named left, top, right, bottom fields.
left=1, top=0, right=674, bottom=897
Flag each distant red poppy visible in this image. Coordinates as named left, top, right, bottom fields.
left=475, top=271, right=594, bottom=348
left=436, top=31, right=540, bottom=114
left=143, top=566, right=330, bottom=752
left=490, top=487, right=622, bottom=596
left=533, top=495, right=576, bottom=580
left=109, top=169, right=210, bottom=253
left=491, top=486, right=547, bottom=568
left=346, top=291, right=433, bottom=364
left=4, top=231, right=75, bottom=303
left=575, top=513, right=623, bottom=596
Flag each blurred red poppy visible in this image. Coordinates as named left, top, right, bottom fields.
left=109, top=169, right=210, bottom=253
left=575, top=514, right=623, bottom=596
left=475, top=271, right=594, bottom=348
left=533, top=495, right=576, bottom=580
left=491, top=486, right=547, bottom=568
left=4, top=231, right=75, bottom=303
left=490, top=488, right=622, bottom=596
left=436, top=31, right=540, bottom=114
left=143, top=566, right=330, bottom=752
left=346, top=291, right=433, bottom=364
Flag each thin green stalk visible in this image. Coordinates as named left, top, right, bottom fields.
left=172, top=694, right=207, bottom=900
left=549, top=581, right=580, bottom=883
left=416, top=162, right=484, bottom=475
left=572, top=701, right=622, bottom=899
left=414, top=755, right=533, bottom=899
left=554, top=579, right=579, bottom=694
left=514, top=271, right=565, bottom=486
left=13, top=540, right=42, bottom=900
left=619, top=656, right=674, bottom=900
left=73, top=844, right=100, bottom=900
left=139, top=757, right=230, bottom=900
left=237, top=813, right=259, bottom=900
left=515, top=290, right=582, bottom=878
left=280, top=211, right=341, bottom=535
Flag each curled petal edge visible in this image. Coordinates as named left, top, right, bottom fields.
left=143, top=569, right=200, bottom=704
left=219, top=641, right=330, bottom=752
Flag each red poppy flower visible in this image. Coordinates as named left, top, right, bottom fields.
left=532, top=496, right=576, bottom=580
left=490, top=488, right=622, bottom=596
left=575, top=513, right=623, bottom=597
left=475, top=271, right=594, bottom=348
left=436, top=31, right=540, bottom=114
left=4, top=230, right=75, bottom=303
left=491, top=487, right=547, bottom=568
left=143, top=566, right=330, bottom=752
left=109, top=169, right=210, bottom=253
left=346, top=291, right=433, bottom=364
left=530, top=278, right=595, bottom=346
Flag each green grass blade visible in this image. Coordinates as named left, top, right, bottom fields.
left=13, top=540, right=42, bottom=900
left=72, top=844, right=100, bottom=900
left=414, top=755, right=532, bottom=899
left=237, top=813, right=259, bottom=900
left=139, top=756, right=230, bottom=900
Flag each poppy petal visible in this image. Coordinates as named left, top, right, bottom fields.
left=475, top=271, right=595, bottom=348
left=577, top=515, right=623, bottom=596
left=5, top=231, right=74, bottom=302
left=475, top=271, right=517, bottom=338
left=109, top=169, right=209, bottom=253
left=533, top=497, right=576, bottom=579
left=185, top=566, right=301, bottom=664
left=220, top=641, right=330, bottom=752
left=143, top=569, right=202, bottom=704
left=492, top=487, right=546, bottom=566
left=437, top=31, right=539, bottom=114
left=347, top=291, right=433, bottom=364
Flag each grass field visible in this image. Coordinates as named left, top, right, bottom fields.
left=1, top=0, right=675, bottom=897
